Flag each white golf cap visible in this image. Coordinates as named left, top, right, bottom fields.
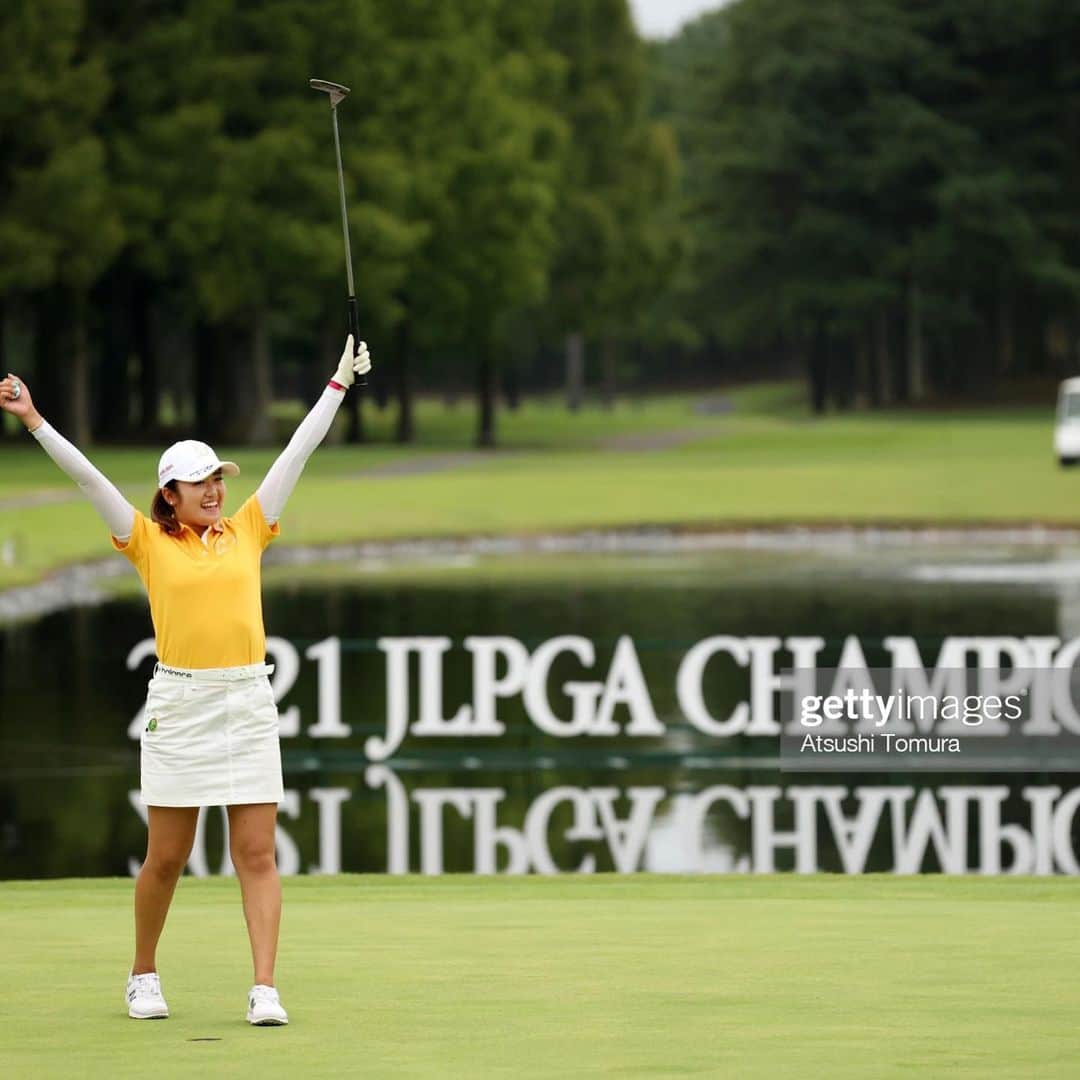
left=157, top=440, right=239, bottom=487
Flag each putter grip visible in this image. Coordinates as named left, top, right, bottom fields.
left=347, top=297, right=367, bottom=388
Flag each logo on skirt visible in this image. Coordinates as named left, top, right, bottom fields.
left=146, top=718, right=158, bottom=732
left=157, top=665, right=192, bottom=678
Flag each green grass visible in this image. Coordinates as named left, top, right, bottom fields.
left=1, top=384, right=1072, bottom=590
left=2, top=875, right=1079, bottom=1078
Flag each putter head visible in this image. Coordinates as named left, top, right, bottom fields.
left=309, top=79, right=350, bottom=107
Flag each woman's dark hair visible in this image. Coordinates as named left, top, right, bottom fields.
left=151, top=481, right=182, bottom=535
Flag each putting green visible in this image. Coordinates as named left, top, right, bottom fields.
left=1, top=875, right=1078, bottom=1078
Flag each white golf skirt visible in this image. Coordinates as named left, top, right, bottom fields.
left=140, top=661, right=284, bottom=807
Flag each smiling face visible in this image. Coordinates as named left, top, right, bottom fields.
left=162, top=471, right=226, bottom=530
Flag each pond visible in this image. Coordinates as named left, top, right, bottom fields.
left=2, top=536, right=1080, bottom=878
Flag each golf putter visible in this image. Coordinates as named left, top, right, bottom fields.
left=310, top=78, right=367, bottom=388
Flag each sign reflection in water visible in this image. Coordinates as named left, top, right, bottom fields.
left=2, top=550, right=1079, bottom=878
left=121, top=773, right=1080, bottom=878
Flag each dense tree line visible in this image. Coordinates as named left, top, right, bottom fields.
left=0, top=0, right=679, bottom=446
left=653, top=0, right=1080, bottom=411
left=3, top=1, right=1080, bottom=442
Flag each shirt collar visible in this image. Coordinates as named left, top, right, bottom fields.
left=178, top=520, right=225, bottom=536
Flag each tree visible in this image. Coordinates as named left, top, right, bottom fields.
left=0, top=0, right=123, bottom=444
left=369, top=0, right=564, bottom=447
left=545, top=0, right=649, bottom=411
left=656, top=0, right=1080, bottom=409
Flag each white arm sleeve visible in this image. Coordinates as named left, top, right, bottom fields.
left=256, top=385, right=346, bottom=525
left=30, top=420, right=137, bottom=541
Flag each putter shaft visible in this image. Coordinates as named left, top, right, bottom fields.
left=311, top=77, right=365, bottom=381
left=329, top=105, right=356, bottom=297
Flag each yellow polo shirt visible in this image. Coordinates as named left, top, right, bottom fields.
left=112, top=494, right=280, bottom=669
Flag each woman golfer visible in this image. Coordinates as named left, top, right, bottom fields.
left=0, top=336, right=371, bottom=1026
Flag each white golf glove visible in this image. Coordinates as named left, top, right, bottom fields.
left=333, top=335, right=372, bottom=389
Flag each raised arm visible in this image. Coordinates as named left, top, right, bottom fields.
left=1, top=373, right=137, bottom=541
left=256, top=336, right=372, bottom=525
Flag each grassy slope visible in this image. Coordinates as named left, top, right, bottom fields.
left=1, top=385, right=1073, bottom=589
left=1, top=874, right=1078, bottom=1078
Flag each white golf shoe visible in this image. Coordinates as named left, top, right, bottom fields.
left=126, top=971, right=169, bottom=1019
left=246, top=984, right=289, bottom=1026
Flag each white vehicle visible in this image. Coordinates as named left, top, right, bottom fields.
left=1056, top=377, right=1080, bottom=466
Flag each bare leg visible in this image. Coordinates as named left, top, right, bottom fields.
left=133, top=806, right=199, bottom=974
left=228, top=803, right=281, bottom=986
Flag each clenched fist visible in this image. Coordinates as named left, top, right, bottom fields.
left=0, top=374, right=42, bottom=430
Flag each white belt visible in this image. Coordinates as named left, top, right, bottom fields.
left=153, top=662, right=275, bottom=684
